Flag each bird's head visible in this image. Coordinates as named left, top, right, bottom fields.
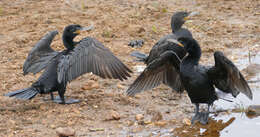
left=171, top=11, right=198, bottom=33
left=167, top=37, right=200, bottom=56
left=177, top=37, right=201, bottom=57
left=63, top=24, right=92, bottom=39
left=62, top=24, right=93, bottom=49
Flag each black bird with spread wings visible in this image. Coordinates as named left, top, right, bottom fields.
left=5, top=24, right=132, bottom=104
left=130, top=37, right=252, bottom=124
left=128, top=11, right=198, bottom=94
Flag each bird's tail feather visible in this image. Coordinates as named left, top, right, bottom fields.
left=4, top=87, right=38, bottom=100
left=130, top=51, right=147, bottom=62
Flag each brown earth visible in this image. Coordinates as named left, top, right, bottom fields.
left=0, top=0, right=259, bottom=136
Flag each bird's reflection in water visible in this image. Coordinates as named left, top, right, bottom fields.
left=174, top=117, right=235, bottom=137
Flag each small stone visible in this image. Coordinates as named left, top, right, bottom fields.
left=137, top=27, right=145, bottom=33
left=56, top=127, right=75, bottom=137
left=182, top=118, right=191, bottom=126
left=126, top=120, right=134, bottom=126
left=154, top=121, right=167, bottom=127
left=151, top=111, right=163, bottom=122
left=89, top=128, right=105, bottom=132
left=82, top=81, right=99, bottom=90
left=104, top=110, right=120, bottom=120
left=247, top=105, right=260, bottom=117
left=135, top=114, right=144, bottom=121
left=117, top=83, right=125, bottom=89
left=111, top=110, right=120, bottom=120
left=50, top=124, right=56, bottom=129
left=134, top=94, right=141, bottom=99
left=82, top=83, right=93, bottom=90
left=143, top=120, right=152, bottom=125
left=91, top=82, right=99, bottom=89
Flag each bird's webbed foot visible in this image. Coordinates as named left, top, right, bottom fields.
left=199, top=111, right=209, bottom=125
left=191, top=111, right=202, bottom=124
left=191, top=103, right=201, bottom=124
left=43, top=92, right=55, bottom=101
left=191, top=104, right=211, bottom=125
left=52, top=96, right=80, bottom=104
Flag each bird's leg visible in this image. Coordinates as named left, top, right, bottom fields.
left=43, top=92, right=55, bottom=101
left=52, top=88, right=80, bottom=104
left=50, top=92, right=54, bottom=100
left=199, top=104, right=210, bottom=125
left=191, top=103, right=201, bottom=124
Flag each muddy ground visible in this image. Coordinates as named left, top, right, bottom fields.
left=0, top=0, right=260, bottom=136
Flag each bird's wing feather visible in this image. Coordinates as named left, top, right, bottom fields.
left=126, top=50, right=183, bottom=96
left=162, top=67, right=184, bottom=93
left=23, top=30, right=59, bottom=75
left=57, top=37, right=132, bottom=84
left=208, top=51, right=252, bottom=99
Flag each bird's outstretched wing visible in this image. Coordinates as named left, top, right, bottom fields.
left=126, top=50, right=184, bottom=96
left=23, top=30, right=59, bottom=75
left=57, top=37, right=132, bottom=84
left=207, top=51, right=252, bottom=99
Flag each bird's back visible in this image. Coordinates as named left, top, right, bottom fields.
left=32, top=52, right=64, bottom=93
left=174, top=28, right=193, bottom=39
left=146, top=34, right=186, bottom=64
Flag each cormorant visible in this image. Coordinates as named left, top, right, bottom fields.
left=131, top=11, right=197, bottom=64
left=5, top=24, right=132, bottom=104
left=127, top=11, right=197, bottom=94
left=132, top=37, right=252, bottom=124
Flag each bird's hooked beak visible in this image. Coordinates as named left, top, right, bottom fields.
left=74, top=25, right=94, bottom=34
left=167, top=39, right=184, bottom=47
left=183, top=11, right=199, bottom=21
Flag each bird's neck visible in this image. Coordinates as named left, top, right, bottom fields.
left=62, top=35, right=76, bottom=50
left=186, top=46, right=201, bottom=65
left=171, top=21, right=184, bottom=33
left=174, top=28, right=193, bottom=38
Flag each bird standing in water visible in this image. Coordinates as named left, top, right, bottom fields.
left=127, top=11, right=198, bottom=94
left=5, top=24, right=132, bottom=104
left=164, top=37, right=252, bottom=124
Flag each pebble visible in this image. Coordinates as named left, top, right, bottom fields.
left=182, top=118, right=191, bottom=126
left=247, top=105, right=260, bottom=117
left=111, top=110, right=120, bottom=120
left=117, top=83, right=125, bottom=89
left=56, top=127, right=75, bottom=137
left=82, top=80, right=99, bottom=90
left=154, top=121, right=167, bottom=127
left=135, top=114, right=144, bottom=121
left=151, top=111, right=163, bottom=122
left=104, top=110, right=120, bottom=120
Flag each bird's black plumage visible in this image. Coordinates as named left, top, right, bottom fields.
left=128, top=11, right=197, bottom=94
left=158, top=37, right=252, bottom=124
left=5, top=24, right=132, bottom=104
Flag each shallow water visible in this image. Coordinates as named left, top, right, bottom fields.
left=213, top=113, right=260, bottom=137
left=212, top=48, right=260, bottom=137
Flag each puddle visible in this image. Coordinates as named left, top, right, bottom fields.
left=134, top=65, right=146, bottom=73
left=213, top=113, right=260, bottom=137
